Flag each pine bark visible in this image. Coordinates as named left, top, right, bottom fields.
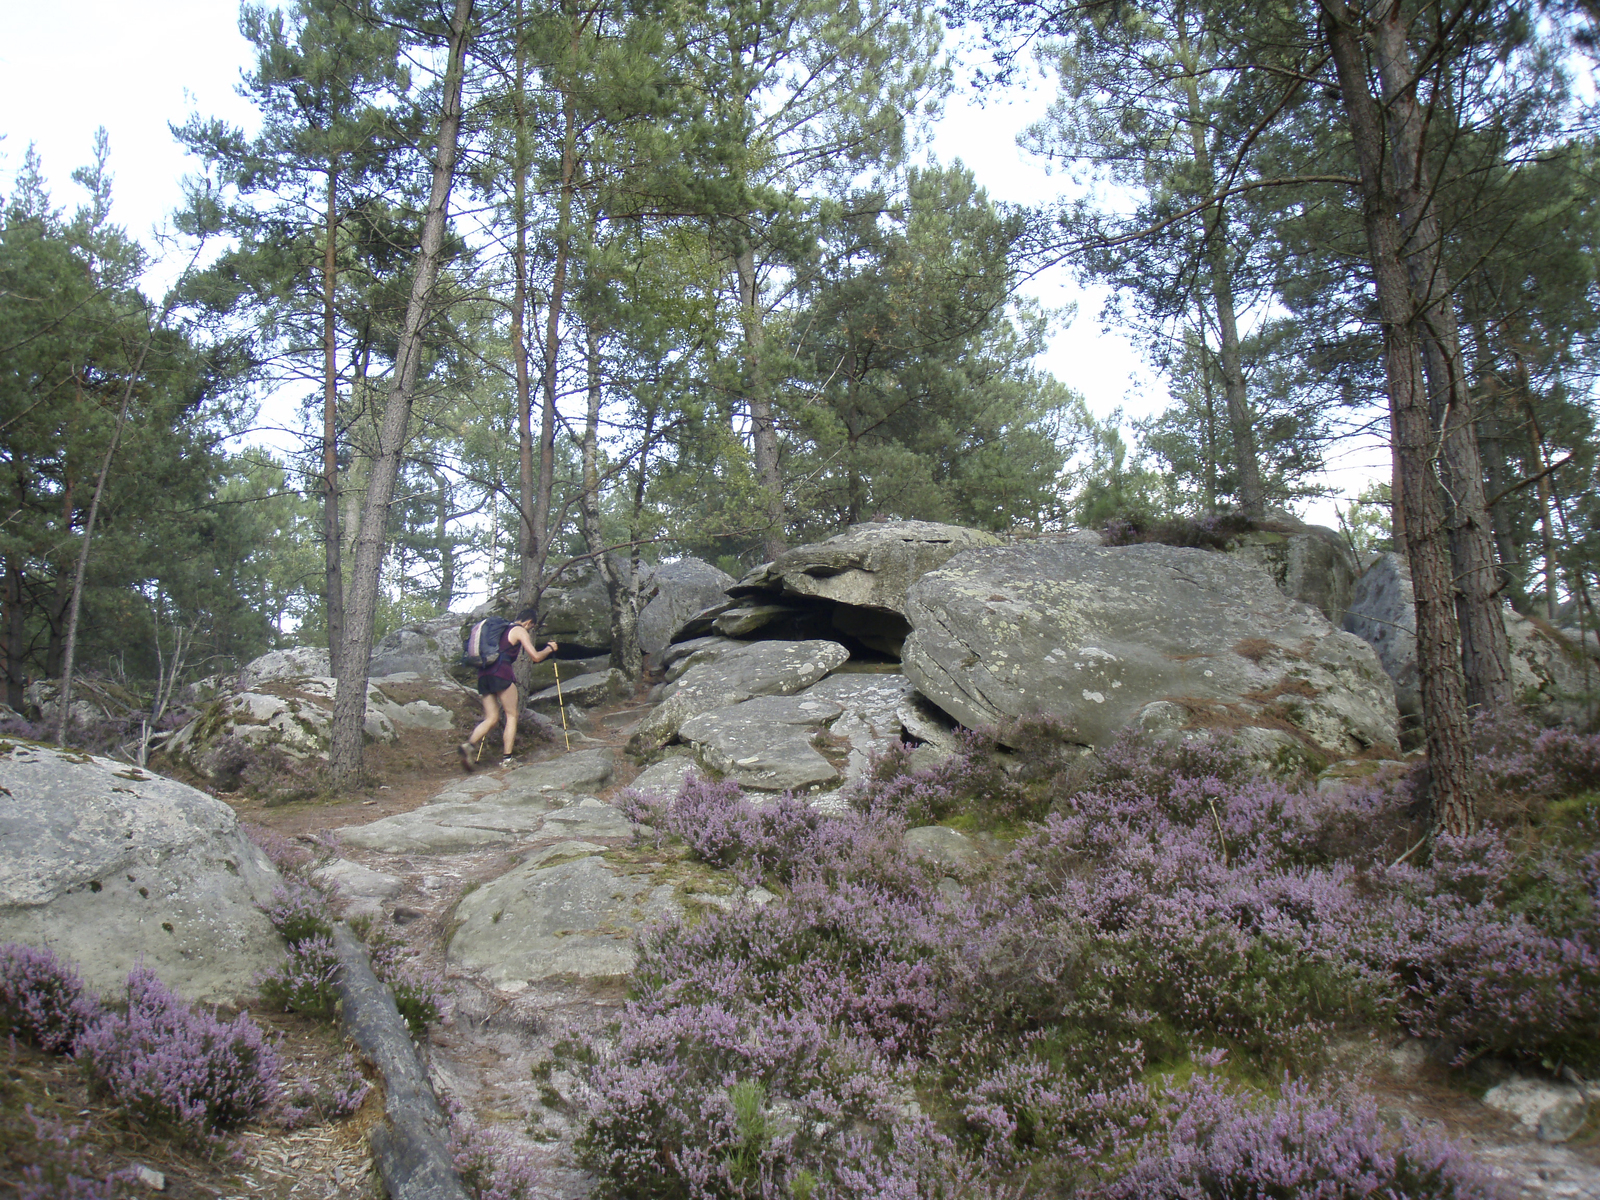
left=512, top=3, right=537, bottom=610
left=322, top=167, right=346, bottom=672
left=580, top=325, right=640, bottom=679
left=329, top=0, right=473, bottom=788
left=736, top=242, right=786, bottom=560
left=1323, top=0, right=1477, bottom=836
left=1370, top=1, right=1513, bottom=714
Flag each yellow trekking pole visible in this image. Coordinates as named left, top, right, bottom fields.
left=553, top=661, right=572, bottom=750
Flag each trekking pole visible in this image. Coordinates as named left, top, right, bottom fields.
left=553, top=661, right=572, bottom=750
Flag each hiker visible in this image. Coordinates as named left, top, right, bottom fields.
left=458, top=606, right=558, bottom=771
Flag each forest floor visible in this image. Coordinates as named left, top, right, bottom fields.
left=7, top=682, right=1600, bottom=1199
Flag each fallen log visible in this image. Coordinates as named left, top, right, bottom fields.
left=333, top=922, right=470, bottom=1200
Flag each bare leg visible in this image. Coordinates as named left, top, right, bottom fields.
left=500, top=684, right=520, bottom=755
left=470, top=691, right=502, bottom=749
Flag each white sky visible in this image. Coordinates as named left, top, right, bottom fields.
left=0, top=1, right=1384, bottom=527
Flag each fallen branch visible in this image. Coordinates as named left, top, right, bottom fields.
left=332, top=924, right=469, bottom=1200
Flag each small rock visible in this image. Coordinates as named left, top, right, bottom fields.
left=392, top=905, right=426, bottom=925
left=904, top=825, right=980, bottom=869
left=1483, top=1076, right=1590, bottom=1142
left=133, top=1164, right=165, bottom=1190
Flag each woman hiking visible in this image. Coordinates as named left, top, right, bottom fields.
left=458, top=606, right=558, bottom=772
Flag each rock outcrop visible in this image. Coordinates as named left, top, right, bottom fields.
left=1344, top=552, right=1600, bottom=722
left=0, top=741, right=284, bottom=1001
left=448, top=853, right=680, bottom=986
left=368, top=613, right=469, bottom=680
left=903, top=539, right=1398, bottom=761
left=1227, top=514, right=1358, bottom=625
left=713, top=521, right=1003, bottom=656
left=628, top=639, right=850, bottom=752
left=637, top=559, right=737, bottom=657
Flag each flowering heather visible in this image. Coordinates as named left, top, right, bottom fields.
left=279, top=1050, right=370, bottom=1128
left=385, top=958, right=451, bottom=1038
left=1097, top=1073, right=1503, bottom=1199
left=258, top=881, right=334, bottom=946
left=578, top=723, right=1599, bottom=1195
left=256, top=935, right=340, bottom=1018
left=451, top=1119, right=544, bottom=1200
left=76, top=967, right=280, bottom=1144
left=19, top=1107, right=134, bottom=1200
left=243, top=823, right=313, bottom=877
left=0, top=943, right=103, bottom=1053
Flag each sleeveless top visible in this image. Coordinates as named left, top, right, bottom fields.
left=482, top=626, right=522, bottom=682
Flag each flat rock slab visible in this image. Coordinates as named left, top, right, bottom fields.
left=312, top=859, right=404, bottom=918
left=628, top=755, right=701, bottom=800
left=734, top=521, right=1001, bottom=616
left=499, top=748, right=615, bottom=799
left=903, top=540, right=1398, bottom=758
left=904, top=825, right=981, bottom=869
left=337, top=799, right=557, bottom=855
left=540, top=798, right=639, bottom=839
left=448, top=854, right=681, bottom=985
left=662, top=636, right=745, bottom=682
left=1483, top=1077, right=1592, bottom=1143
left=629, top=639, right=850, bottom=752
left=528, top=670, right=626, bottom=712
left=800, top=673, right=914, bottom=778
left=679, top=695, right=844, bottom=791
left=0, top=743, right=285, bottom=1002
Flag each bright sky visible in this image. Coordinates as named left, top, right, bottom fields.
left=0, top=1, right=1383, bottom=527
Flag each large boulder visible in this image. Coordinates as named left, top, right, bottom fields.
left=368, top=613, right=470, bottom=680
left=1227, top=515, right=1358, bottom=625
left=628, top=639, right=851, bottom=752
left=903, top=539, right=1398, bottom=761
left=448, top=853, right=681, bottom=986
left=725, top=521, right=1002, bottom=656
left=679, top=694, right=845, bottom=791
left=798, top=671, right=916, bottom=780
left=539, top=566, right=613, bottom=649
left=637, top=559, right=736, bottom=657
left=0, top=742, right=285, bottom=1002
left=165, top=676, right=405, bottom=783
left=1344, top=552, right=1600, bottom=722
left=238, top=647, right=333, bottom=690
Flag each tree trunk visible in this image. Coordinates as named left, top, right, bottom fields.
left=1176, top=3, right=1265, bottom=520
left=323, top=166, right=346, bottom=673
left=1514, top=355, right=1561, bottom=621
left=1323, top=0, right=1477, bottom=837
left=533, top=19, right=580, bottom=592
left=580, top=325, right=640, bottom=679
left=735, top=242, right=786, bottom=560
left=3, top=557, right=24, bottom=711
left=329, top=0, right=473, bottom=788
left=512, top=3, right=537, bottom=610
left=1370, top=1, right=1512, bottom=715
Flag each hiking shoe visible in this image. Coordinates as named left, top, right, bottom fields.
left=457, top=742, right=475, bottom=774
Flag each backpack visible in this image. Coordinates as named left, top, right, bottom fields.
left=461, top=616, right=514, bottom=669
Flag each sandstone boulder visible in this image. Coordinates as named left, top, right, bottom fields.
left=0, top=742, right=285, bottom=1002
left=238, top=647, right=332, bottom=689
left=637, top=558, right=736, bottom=656
left=727, top=521, right=1002, bottom=656
left=528, top=669, right=627, bottom=712
left=903, top=540, right=1398, bottom=761
left=448, top=854, right=680, bottom=985
left=679, top=694, right=844, bottom=791
left=1344, top=552, right=1600, bottom=722
left=798, top=671, right=915, bottom=779
left=368, top=613, right=469, bottom=680
left=1227, top=516, right=1358, bottom=624
left=166, top=676, right=401, bottom=782
left=628, top=639, right=851, bottom=752
left=539, top=567, right=613, bottom=649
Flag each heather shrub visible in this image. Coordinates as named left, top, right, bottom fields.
left=1471, top=708, right=1600, bottom=818
left=1096, top=1073, right=1502, bottom=1199
left=243, top=822, right=314, bottom=877
left=200, top=735, right=323, bottom=804
left=386, top=959, right=451, bottom=1038
left=279, top=1051, right=370, bottom=1128
left=1099, top=510, right=1255, bottom=551
left=19, top=1108, right=135, bottom=1200
left=256, top=935, right=340, bottom=1019
left=76, top=967, right=280, bottom=1144
left=0, top=943, right=103, bottom=1053
left=259, top=881, right=334, bottom=946
left=451, top=1119, right=544, bottom=1200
